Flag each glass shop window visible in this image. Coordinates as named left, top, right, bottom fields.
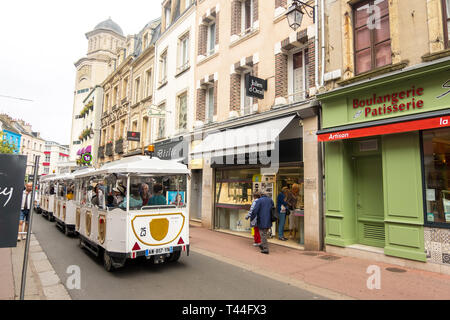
left=423, top=128, right=450, bottom=225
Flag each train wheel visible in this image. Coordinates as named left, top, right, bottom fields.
left=64, top=225, right=70, bottom=236
left=167, top=251, right=181, bottom=263
left=103, top=251, right=115, bottom=272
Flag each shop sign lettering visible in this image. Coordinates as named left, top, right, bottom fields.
left=352, top=86, right=424, bottom=120
left=328, top=132, right=349, bottom=140
left=0, top=186, right=14, bottom=207
left=437, top=79, right=450, bottom=99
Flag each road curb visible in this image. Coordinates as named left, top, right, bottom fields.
left=191, top=247, right=355, bottom=300
left=27, top=233, right=72, bottom=300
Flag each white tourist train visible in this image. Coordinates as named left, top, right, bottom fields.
left=38, top=155, right=191, bottom=272
left=39, top=174, right=57, bottom=222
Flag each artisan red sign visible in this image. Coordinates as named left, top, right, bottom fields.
left=318, top=116, right=450, bottom=142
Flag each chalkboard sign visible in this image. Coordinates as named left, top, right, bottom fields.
left=0, top=154, right=26, bottom=248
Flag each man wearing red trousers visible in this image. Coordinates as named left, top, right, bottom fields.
left=245, top=192, right=261, bottom=246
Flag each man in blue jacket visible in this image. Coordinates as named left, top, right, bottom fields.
left=250, top=192, right=275, bottom=254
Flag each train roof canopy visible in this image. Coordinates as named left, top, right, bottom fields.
left=74, top=156, right=189, bottom=178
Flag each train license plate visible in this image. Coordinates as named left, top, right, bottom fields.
left=146, top=247, right=173, bottom=256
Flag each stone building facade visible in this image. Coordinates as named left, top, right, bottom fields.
left=190, top=0, right=324, bottom=251
left=317, top=0, right=450, bottom=274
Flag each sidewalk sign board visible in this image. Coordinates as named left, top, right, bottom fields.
left=0, top=154, right=26, bottom=248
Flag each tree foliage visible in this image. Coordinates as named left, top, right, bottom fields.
left=0, top=131, right=17, bottom=154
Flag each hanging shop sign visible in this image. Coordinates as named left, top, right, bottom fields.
left=245, top=75, right=268, bottom=99
left=155, top=137, right=188, bottom=162
left=127, top=131, right=141, bottom=142
left=0, top=154, right=26, bottom=248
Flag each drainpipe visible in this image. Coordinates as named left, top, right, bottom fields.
left=127, top=54, right=136, bottom=154
left=315, top=0, right=320, bottom=90
left=320, top=0, right=325, bottom=87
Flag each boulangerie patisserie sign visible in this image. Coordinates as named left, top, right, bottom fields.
left=0, top=154, right=26, bottom=248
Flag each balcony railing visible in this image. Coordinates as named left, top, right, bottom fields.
left=115, top=139, right=124, bottom=154
left=105, top=142, right=114, bottom=157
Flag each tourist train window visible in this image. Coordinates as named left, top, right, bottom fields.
left=422, top=128, right=450, bottom=227
left=353, top=0, right=391, bottom=75
left=443, top=0, right=450, bottom=48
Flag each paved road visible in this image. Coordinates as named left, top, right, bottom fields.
left=32, top=213, right=327, bottom=300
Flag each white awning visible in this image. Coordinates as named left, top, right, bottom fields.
left=191, top=115, right=295, bottom=159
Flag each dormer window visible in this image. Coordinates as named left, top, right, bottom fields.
left=165, top=2, right=172, bottom=29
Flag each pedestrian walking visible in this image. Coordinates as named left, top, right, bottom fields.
left=250, top=192, right=275, bottom=254
left=18, top=182, right=33, bottom=241
left=245, top=192, right=261, bottom=246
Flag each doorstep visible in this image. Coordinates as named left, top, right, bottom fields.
left=214, top=228, right=305, bottom=251
left=189, top=219, right=202, bottom=227
left=326, top=244, right=450, bottom=276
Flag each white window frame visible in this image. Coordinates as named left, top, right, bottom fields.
left=240, top=71, right=253, bottom=116
left=287, top=46, right=309, bottom=103
left=177, top=92, right=188, bottom=131
left=165, top=4, right=172, bottom=29
left=134, top=77, right=141, bottom=103
left=178, top=33, right=190, bottom=72
left=241, top=0, right=254, bottom=35
left=207, top=22, right=216, bottom=56
left=206, top=86, right=215, bottom=122
left=160, top=50, right=168, bottom=84
left=157, top=103, right=166, bottom=140
left=145, top=68, right=153, bottom=97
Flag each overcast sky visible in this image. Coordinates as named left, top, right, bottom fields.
left=0, top=0, right=161, bottom=145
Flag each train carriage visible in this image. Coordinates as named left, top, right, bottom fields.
left=74, top=155, right=190, bottom=272
left=53, top=173, right=78, bottom=236
left=39, top=174, right=57, bottom=221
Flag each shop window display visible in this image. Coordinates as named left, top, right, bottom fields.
left=423, top=128, right=450, bottom=226
left=214, top=167, right=305, bottom=244
left=215, top=169, right=259, bottom=232
left=275, top=168, right=304, bottom=243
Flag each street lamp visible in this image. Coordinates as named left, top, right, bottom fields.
left=286, top=0, right=315, bottom=31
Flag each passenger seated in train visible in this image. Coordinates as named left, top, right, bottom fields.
left=66, top=184, right=74, bottom=200
left=119, top=184, right=142, bottom=209
left=113, top=185, right=125, bottom=207
left=148, top=183, right=166, bottom=205
left=91, top=183, right=105, bottom=208
left=140, top=183, right=151, bottom=206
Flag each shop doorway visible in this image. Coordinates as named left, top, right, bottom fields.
left=190, top=170, right=203, bottom=220
left=354, top=153, right=385, bottom=248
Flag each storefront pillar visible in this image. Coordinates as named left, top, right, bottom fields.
left=201, top=159, right=214, bottom=229
left=303, top=116, right=323, bottom=251
left=382, top=132, right=426, bottom=261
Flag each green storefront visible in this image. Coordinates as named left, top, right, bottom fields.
left=317, top=59, right=450, bottom=263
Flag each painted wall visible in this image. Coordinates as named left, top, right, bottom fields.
left=323, top=0, right=447, bottom=91
left=154, top=6, right=197, bottom=141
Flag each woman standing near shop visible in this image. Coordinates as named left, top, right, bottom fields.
left=287, top=184, right=300, bottom=239
left=277, top=187, right=290, bottom=241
